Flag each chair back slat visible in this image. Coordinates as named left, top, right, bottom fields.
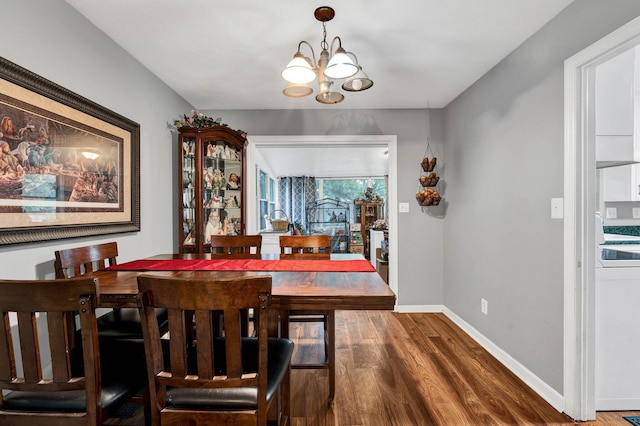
left=0, top=312, right=15, bottom=381
left=210, top=235, right=262, bottom=258
left=279, top=235, right=331, bottom=259
left=194, top=310, right=214, bottom=378
left=54, top=242, right=118, bottom=278
left=167, top=308, right=189, bottom=378
left=16, top=311, right=41, bottom=383
left=222, top=308, right=243, bottom=378
left=47, top=311, right=73, bottom=382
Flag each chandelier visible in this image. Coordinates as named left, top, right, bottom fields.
left=281, top=6, right=373, bottom=104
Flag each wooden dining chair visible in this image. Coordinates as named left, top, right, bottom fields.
left=279, top=234, right=336, bottom=401
left=0, top=277, right=149, bottom=426
left=279, top=234, right=331, bottom=259
left=210, top=234, right=262, bottom=258
left=136, top=274, right=294, bottom=425
left=54, top=241, right=168, bottom=340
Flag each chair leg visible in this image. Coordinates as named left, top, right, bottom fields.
left=327, top=311, right=335, bottom=402
left=281, top=356, right=292, bottom=424
left=142, top=385, right=152, bottom=426
left=280, top=310, right=290, bottom=339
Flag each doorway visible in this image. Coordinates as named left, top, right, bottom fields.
left=564, top=15, right=640, bottom=421
left=246, top=135, right=398, bottom=299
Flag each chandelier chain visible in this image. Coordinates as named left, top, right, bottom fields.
left=321, top=21, right=328, bottom=51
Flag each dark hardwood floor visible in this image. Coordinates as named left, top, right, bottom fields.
left=105, top=310, right=639, bottom=425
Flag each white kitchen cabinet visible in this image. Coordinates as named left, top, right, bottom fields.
left=603, top=163, right=640, bottom=201
left=596, top=267, right=640, bottom=410
left=596, top=47, right=634, bottom=136
left=595, top=46, right=640, bottom=168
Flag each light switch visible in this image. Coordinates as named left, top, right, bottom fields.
left=606, top=207, right=617, bottom=219
left=399, top=202, right=410, bottom=213
left=551, top=198, right=563, bottom=219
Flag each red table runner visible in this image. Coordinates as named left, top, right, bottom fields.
left=103, top=258, right=376, bottom=273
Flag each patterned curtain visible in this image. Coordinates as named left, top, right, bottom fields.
left=278, top=176, right=316, bottom=229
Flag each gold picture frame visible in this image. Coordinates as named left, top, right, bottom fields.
left=0, top=57, right=140, bottom=245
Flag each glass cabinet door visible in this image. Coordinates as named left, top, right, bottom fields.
left=202, top=139, right=242, bottom=251
left=181, top=137, right=196, bottom=250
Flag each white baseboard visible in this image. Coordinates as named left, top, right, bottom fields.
left=395, top=304, right=444, bottom=313
left=395, top=304, right=565, bottom=412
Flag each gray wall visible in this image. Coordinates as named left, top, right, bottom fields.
left=209, top=109, right=446, bottom=306
left=0, top=0, right=191, bottom=278
left=443, top=0, right=640, bottom=393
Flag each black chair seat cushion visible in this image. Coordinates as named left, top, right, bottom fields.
left=2, top=339, right=147, bottom=413
left=97, top=307, right=169, bottom=340
left=164, top=337, right=293, bottom=411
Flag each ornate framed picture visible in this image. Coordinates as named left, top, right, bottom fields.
left=0, top=57, right=140, bottom=245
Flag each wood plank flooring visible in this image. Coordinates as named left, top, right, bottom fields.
left=105, top=310, right=639, bottom=425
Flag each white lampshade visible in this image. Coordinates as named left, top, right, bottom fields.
left=281, top=53, right=316, bottom=84
left=342, top=68, right=373, bottom=92
left=315, top=80, right=344, bottom=104
left=283, top=82, right=313, bottom=98
left=324, top=48, right=358, bottom=79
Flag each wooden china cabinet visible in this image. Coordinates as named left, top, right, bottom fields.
left=177, top=126, right=247, bottom=254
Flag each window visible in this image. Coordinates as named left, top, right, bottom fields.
left=259, top=170, right=268, bottom=230
left=258, top=169, right=277, bottom=230
left=316, top=177, right=386, bottom=202
left=269, top=176, right=276, bottom=215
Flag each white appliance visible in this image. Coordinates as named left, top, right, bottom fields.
left=595, top=213, right=640, bottom=410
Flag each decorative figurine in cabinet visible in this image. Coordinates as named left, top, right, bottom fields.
left=178, top=126, right=246, bottom=254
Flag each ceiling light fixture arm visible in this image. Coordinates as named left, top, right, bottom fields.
left=328, top=36, right=344, bottom=57
left=296, top=40, right=317, bottom=70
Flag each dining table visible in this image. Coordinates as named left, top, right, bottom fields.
left=92, top=253, right=396, bottom=312
left=90, top=252, right=396, bottom=418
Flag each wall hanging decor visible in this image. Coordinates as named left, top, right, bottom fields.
left=416, top=108, right=444, bottom=210
left=0, top=58, right=140, bottom=245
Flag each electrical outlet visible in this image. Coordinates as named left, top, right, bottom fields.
left=606, top=207, right=617, bottom=219
left=634, top=208, right=640, bottom=219
left=481, top=298, right=488, bottom=315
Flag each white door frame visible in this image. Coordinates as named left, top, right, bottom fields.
left=246, top=135, right=399, bottom=300
left=564, top=16, right=640, bottom=421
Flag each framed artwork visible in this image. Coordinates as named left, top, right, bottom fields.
left=0, top=57, right=140, bottom=245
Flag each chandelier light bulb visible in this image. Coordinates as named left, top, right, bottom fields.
left=342, top=67, right=373, bottom=92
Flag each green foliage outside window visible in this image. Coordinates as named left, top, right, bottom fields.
left=317, top=178, right=386, bottom=202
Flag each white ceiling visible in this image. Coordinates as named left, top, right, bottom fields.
left=65, top=0, right=573, bottom=177
left=65, top=0, right=573, bottom=111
